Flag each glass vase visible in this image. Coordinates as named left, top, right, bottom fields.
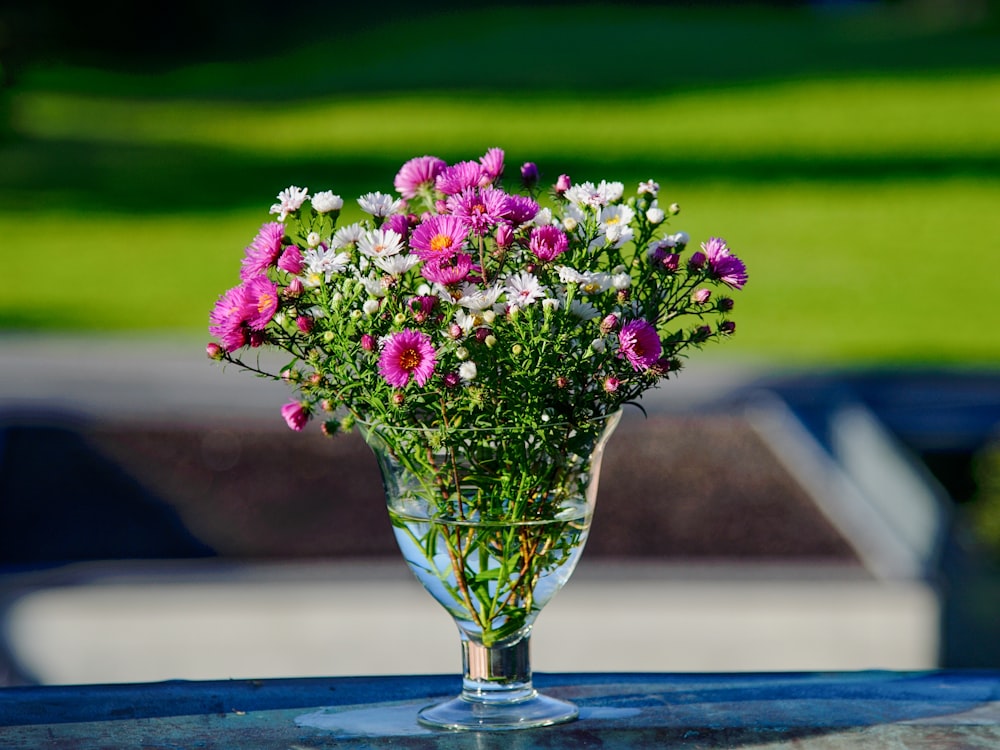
left=359, top=410, right=621, bottom=731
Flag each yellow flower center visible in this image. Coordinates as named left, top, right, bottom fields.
left=430, top=234, right=454, bottom=253
left=399, top=348, right=421, bottom=371
left=257, top=293, right=275, bottom=313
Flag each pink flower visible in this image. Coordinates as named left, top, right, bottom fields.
left=701, top=237, right=748, bottom=290
left=384, top=213, right=414, bottom=243
left=295, top=315, right=312, bottom=333
left=446, top=187, right=512, bottom=236
left=394, top=155, right=447, bottom=199
left=435, top=161, right=486, bottom=195
left=240, top=222, right=285, bottom=279
left=243, top=276, right=280, bottom=330
left=281, top=401, right=311, bottom=431
left=409, top=214, right=468, bottom=259
left=692, top=288, right=712, bottom=304
left=479, top=147, right=505, bottom=181
left=506, top=195, right=540, bottom=225
left=209, top=284, right=250, bottom=352
left=378, top=329, right=437, bottom=387
left=528, top=225, right=569, bottom=262
left=361, top=333, right=376, bottom=351
left=206, top=342, right=224, bottom=360
left=618, top=319, right=662, bottom=371
left=555, top=174, right=571, bottom=194
left=420, top=252, right=473, bottom=285
left=603, top=376, right=620, bottom=393
left=408, top=295, right=437, bottom=323
left=495, top=222, right=514, bottom=249
left=277, top=246, right=304, bottom=275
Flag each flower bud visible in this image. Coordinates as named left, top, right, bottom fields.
left=391, top=392, right=405, bottom=406
left=717, top=297, right=735, bottom=312
left=669, top=202, right=681, bottom=215
left=306, top=231, right=322, bottom=248
left=512, top=344, right=523, bottom=356
left=394, top=312, right=407, bottom=325
left=688, top=251, right=706, bottom=270
left=556, top=376, right=569, bottom=389
left=495, top=222, right=514, bottom=249
left=520, top=162, right=539, bottom=189
left=692, top=288, right=712, bottom=305
left=323, top=330, right=336, bottom=343
left=449, top=323, right=463, bottom=339
left=482, top=310, right=497, bottom=325
left=484, top=334, right=497, bottom=348
left=321, top=399, right=335, bottom=412
left=206, top=342, right=224, bottom=361
left=600, top=314, right=619, bottom=335
left=475, top=328, right=491, bottom=343
left=455, top=346, right=469, bottom=360
left=555, top=174, right=571, bottom=194
left=459, top=361, right=477, bottom=381
left=603, top=376, right=620, bottom=393
left=661, top=253, right=680, bottom=272
left=296, top=315, right=313, bottom=332
left=361, top=333, right=376, bottom=351
left=284, top=278, right=303, bottom=298
left=718, top=320, right=736, bottom=335
left=646, top=207, right=665, bottom=225
left=443, top=371, right=460, bottom=388
left=563, top=217, right=578, bottom=232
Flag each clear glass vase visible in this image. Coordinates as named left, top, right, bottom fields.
left=359, top=411, right=622, bottom=731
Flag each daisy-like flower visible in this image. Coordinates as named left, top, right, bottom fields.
left=479, top=147, right=505, bottom=181
left=618, top=319, right=662, bottom=371
left=506, top=195, right=541, bottom=226
left=409, top=214, right=469, bottom=259
left=331, top=222, right=366, bottom=249
left=504, top=271, right=546, bottom=309
left=701, top=237, right=748, bottom=290
left=568, top=298, right=600, bottom=320
left=243, top=275, right=280, bottom=330
left=529, top=225, right=569, bottom=262
left=281, top=401, right=311, bottom=431
left=209, top=284, right=249, bottom=352
left=311, top=191, right=344, bottom=213
left=359, top=275, right=389, bottom=298
left=357, top=228, right=405, bottom=258
left=378, top=329, right=437, bottom=387
left=421, top=252, right=473, bottom=286
left=435, top=161, right=486, bottom=196
left=446, top=187, right=512, bottom=236
left=394, top=155, right=447, bottom=199
left=637, top=180, right=660, bottom=197
left=303, top=247, right=351, bottom=285
left=596, top=204, right=635, bottom=249
left=269, top=186, right=309, bottom=221
left=563, top=180, right=625, bottom=209
left=373, top=253, right=421, bottom=277
left=240, top=223, right=285, bottom=279
left=458, top=361, right=478, bottom=382
left=457, top=284, right=504, bottom=312
left=358, top=191, right=403, bottom=217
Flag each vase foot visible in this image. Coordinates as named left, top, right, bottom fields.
left=417, top=691, right=579, bottom=731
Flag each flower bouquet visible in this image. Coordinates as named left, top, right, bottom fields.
left=208, top=148, right=746, bottom=730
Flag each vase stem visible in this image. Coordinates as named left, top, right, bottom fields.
left=462, top=634, right=533, bottom=702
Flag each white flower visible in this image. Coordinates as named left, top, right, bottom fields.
left=669, top=231, right=690, bottom=246
left=565, top=180, right=624, bottom=208
left=568, top=298, right=600, bottom=320
left=646, top=201, right=666, bottom=225
left=531, top=207, right=554, bottom=226
left=359, top=275, right=388, bottom=298
left=306, top=232, right=322, bottom=248
left=373, top=253, right=420, bottom=276
left=303, top=247, right=351, bottom=284
left=457, top=284, right=504, bottom=312
left=362, top=299, right=381, bottom=316
left=331, top=222, right=366, bottom=249
left=311, top=191, right=344, bottom=213
left=269, top=185, right=309, bottom=221
left=557, top=266, right=587, bottom=284
left=610, top=272, right=631, bottom=290
left=504, top=271, right=546, bottom=309
left=591, top=338, right=606, bottom=354
left=638, top=180, right=660, bottom=197
left=541, top=298, right=561, bottom=313
left=357, top=191, right=403, bottom=217
left=459, top=361, right=478, bottom=382
left=357, top=228, right=404, bottom=258
left=597, top=204, right=635, bottom=249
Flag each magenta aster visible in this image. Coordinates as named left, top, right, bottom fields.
left=479, top=147, right=505, bottom=181
left=378, top=329, right=437, bottom=388
left=394, top=155, right=447, bottom=199
left=435, top=161, right=486, bottom=196
left=529, top=225, right=569, bottom=262
left=409, top=214, right=469, bottom=259
left=209, top=284, right=250, bottom=352
left=701, top=237, right=748, bottom=290
left=243, top=275, right=280, bottom=330
left=446, top=187, right=512, bottom=236
left=420, top=251, right=473, bottom=285
left=618, top=319, right=662, bottom=371
left=277, top=245, right=304, bottom=275
left=281, top=401, right=311, bottom=431
left=506, top=195, right=540, bottom=226
left=240, top=222, right=285, bottom=279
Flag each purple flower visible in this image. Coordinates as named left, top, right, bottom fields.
left=420, top=252, right=473, bottom=285
left=384, top=212, right=413, bottom=243
left=394, top=155, right=447, bottom=199
left=243, top=275, right=280, bottom=330
left=506, top=194, right=540, bottom=225
left=520, top=162, right=539, bottom=189
left=435, top=161, right=486, bottom=195
left=479, top=147, right=505, bottom=181
left=446, top=187, right=512, bottom=236
left=277, top=246, right=304, bottom=275
left=240, top=222, right=285, bottom=279
left=618, top=319, right=662, bottom=371
left=701, top=237, right=748, bottom=290
left=378, top=329, right=437, bottom=387
left=409, top=214, right=468, bottom=259
left=528, top=225, right=569, bottom=262
left=209, top=284, right=250, bottom=352
left=281, top=401, right=311, bottom=431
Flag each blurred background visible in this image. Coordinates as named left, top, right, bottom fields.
left=0, top=0, right=999, bottom=686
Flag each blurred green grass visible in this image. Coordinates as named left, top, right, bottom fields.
left=1, top=2, right=998, bottom=365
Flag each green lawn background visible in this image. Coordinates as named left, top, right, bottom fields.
left=2, top=3, right=998, bottom=366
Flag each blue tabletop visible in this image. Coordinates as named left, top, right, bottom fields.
left=2, top=671, right=1000, bottom=748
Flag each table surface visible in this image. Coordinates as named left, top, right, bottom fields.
left=2, top=670, right=1000, bottom=748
